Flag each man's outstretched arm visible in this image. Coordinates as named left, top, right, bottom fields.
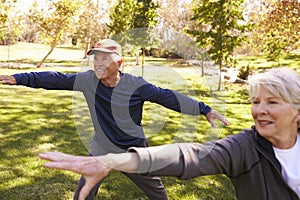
left=1, top=72, right=77, bottom=90
left=139, top=83, right=230, bottom=128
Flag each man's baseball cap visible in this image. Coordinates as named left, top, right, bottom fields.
left=87, top=39, right=122, bottom=56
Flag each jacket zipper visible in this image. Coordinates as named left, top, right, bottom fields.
left=256, top=146, right=299, bottom=199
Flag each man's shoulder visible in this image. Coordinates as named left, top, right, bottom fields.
left=76, top=70, right=95, bottom=78
left=122, top=73, right=147, bottom=84
left=79, top=70, right=94, bottom=75
left=122, top=72, right=140, bottom=79
left=73, top=70, right=97, bottom=86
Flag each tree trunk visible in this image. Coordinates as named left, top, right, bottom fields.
left=136, top=53, right=140, bottom=65
left=141, top=48, right=145, bottom=77
left=201, top=54, right=204, bottom=77
left=84, top=42, right=90, bottom=59
left=217, top=61, right=222, bottom=91
left=37, top=46, right=55, bottom=68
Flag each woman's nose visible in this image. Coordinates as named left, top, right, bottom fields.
left=257, top=103, right=268, bottom=114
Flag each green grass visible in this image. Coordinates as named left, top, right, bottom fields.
left=0, top=42, right=85, bottom=67
left=0, top=83, right=83, bottom=199
left=0, top=65, right=249, bottom=200
left=0, top=42, right=298, bottom=199
left=236, top=51, right=300, bottom=70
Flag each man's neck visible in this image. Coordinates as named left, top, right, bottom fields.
left=101, top=72, right=121, bottom=87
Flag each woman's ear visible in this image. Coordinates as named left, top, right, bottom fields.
left=295, top=109, right=300, bottom=123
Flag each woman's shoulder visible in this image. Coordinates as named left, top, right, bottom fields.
left=220, top=127, right=256, bottom=146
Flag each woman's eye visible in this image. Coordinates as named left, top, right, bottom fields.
left=269, top=101, right=278, bottom=104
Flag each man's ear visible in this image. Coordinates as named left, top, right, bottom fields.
left=117, top=59, right=123, bottom=67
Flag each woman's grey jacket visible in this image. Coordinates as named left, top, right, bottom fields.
left=130, top=126, right=299, bottom=200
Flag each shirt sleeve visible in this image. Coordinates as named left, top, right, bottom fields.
left=138, top=80, right=211, bottom=115
left=128, top=142, right=231, bottom=179
left=13, top=71, right=77, bottom=90
left=128, top=131, right=258, bottom=179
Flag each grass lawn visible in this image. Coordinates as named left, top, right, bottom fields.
left=0, top=42, right=298, bottom=199
left=235, top=51, right=300, bottom=71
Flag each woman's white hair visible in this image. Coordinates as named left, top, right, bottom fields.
left=248, top=67, right=300, bottom=127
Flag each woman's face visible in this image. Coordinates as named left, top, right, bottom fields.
left=93, top=52, right=119, bottom=80
left=251, top=86, right=300, bottom=147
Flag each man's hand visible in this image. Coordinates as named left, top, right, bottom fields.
left=39, top=152, right=111, bottom=200
left=205, top=110, right=230, bottom=128
left=0, top=75, right=17, bottom=85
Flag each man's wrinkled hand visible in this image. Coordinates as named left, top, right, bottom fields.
left=0, top=75, right=17, bottom=85
left=205, top=110, right=230, bottom=128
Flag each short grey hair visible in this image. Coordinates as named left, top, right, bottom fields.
left=248, top=68, right=300, bottom=127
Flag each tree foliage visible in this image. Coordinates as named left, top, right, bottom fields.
left=156, top=0, right=194, bottom=33
left=0, top=0, right=12, bottom=37
left=108, top=0, right=159, bottom=51
left=27, top=0, right=80, bottom=67
left=72, top=0, right=110, bottom=57
left=0, top=0, right=20, bottom=45
left=187, top=0, right=250, bottom=90
left=108, top=0, right=136, bottom=36
left=133, top=0, right=158, bottom=28
left=108, top=0, right=159, bottom=75
left=130, top=0, right=159, bottom=53
left=252, top=0, right=300, bottom=62
left=155, top=0, right=201, bottom=60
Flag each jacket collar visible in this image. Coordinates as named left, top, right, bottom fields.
left=252, top=126, right=282, bottom=170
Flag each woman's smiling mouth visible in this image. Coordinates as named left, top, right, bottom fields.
left=257, top=120, right=273, bottom=127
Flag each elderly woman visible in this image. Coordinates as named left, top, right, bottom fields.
left=40, top=68, right=300, bottom=200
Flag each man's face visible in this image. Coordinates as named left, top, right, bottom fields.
left=93, top=52, right=119, bottom=80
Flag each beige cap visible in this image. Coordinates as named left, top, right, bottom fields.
left=87, top=39, right=122, bottom=56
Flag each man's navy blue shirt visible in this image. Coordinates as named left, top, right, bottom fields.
left=14, top=70, right=211, bottom=151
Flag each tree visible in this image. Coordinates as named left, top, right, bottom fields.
left=72, top=0, right=110, bottom=57
left=133, top=0, right=158, bottom=28
left=107, top=0, right=136, bottom=40
left=156, top=0, right=194, bottom=33
left=187, top=0, right=250, bottom=91
left=154, top=1, right=209, bottom=76
left=109, top=0, right=158, bottom=37
left=251, top=0, right=300, bottom=62
left=0, top=0, right=20, bottom=45
left=108, top=0, right=159, bottom=75
left=155, top=0, right=198, bottom=57
left=0, top=0, right=12, bottom=43
left=27, top=0, right=80, bottom=67
left=133, top=0, right=159, bottom=73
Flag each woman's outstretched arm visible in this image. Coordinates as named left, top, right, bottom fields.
left=39, top=151, right=139, bottom=200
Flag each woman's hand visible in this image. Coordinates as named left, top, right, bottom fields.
left=39, top=152, right=112, bottom=200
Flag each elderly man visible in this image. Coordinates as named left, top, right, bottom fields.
left=0, top=39, right=229, bottom=200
